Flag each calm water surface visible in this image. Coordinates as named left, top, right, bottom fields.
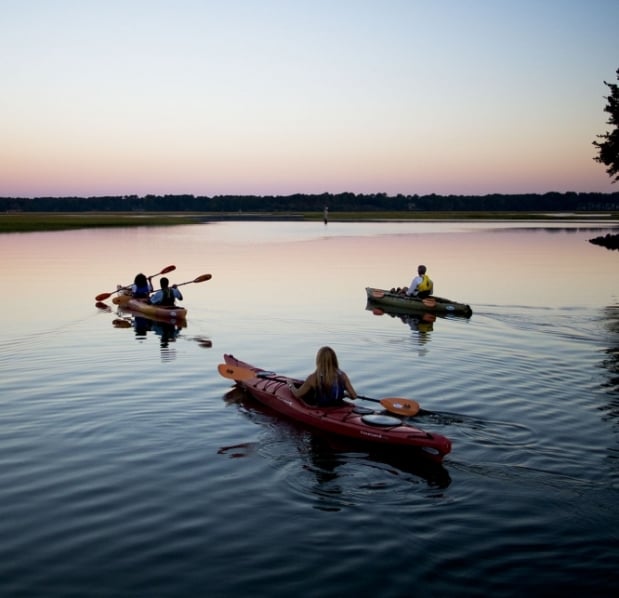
left=1, top=220, right=618, bottom=597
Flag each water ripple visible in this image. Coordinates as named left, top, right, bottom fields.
left=2, top=225, right=619, bottom=597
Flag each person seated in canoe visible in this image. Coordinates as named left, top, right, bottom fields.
left=150, top=276, right=183, bottom=307
left=392, top=264, right=434, bottom=298
left=288, top=346, right=357, bottom=407
left=131, top=273, right=153, bottom=301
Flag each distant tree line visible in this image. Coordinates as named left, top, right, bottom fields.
left=1, top=191, right=619, bottom=213
left=590, top=233, right=619, bottom=250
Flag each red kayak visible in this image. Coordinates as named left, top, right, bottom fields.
left=219, top=354, right=452, bottom=462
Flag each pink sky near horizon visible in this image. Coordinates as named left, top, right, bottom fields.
left=1, top=1, right=618, bottom=198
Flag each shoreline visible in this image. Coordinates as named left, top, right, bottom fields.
left=1, top=210, right=618, bottom=233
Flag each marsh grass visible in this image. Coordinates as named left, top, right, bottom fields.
left=1, top=211, right=617, bottom=233
left=303, top=211, right=619, bottom=221
left=0, top=213, right=200, bottom=233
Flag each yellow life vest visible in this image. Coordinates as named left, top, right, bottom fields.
left=418, top=273, right=433, bottom=293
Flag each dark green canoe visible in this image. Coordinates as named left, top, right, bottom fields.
left=366, top=287, right=473, bottom=318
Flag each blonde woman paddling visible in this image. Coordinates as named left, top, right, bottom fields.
left=288, top=346, right=357, bottom=407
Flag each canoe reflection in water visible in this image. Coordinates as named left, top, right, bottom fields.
left=117, top=316, right=182, bottom=361
left=366, top=301, right=437, bottom=338
left=220, top=387, right=451, bottom=493
left=109, top=308, right=183, bottom=361
left=366, top=300, right=474, bottom=338
left=113, top=312, right=185, bottom=341
left=109, top=308, right=212, bottom=355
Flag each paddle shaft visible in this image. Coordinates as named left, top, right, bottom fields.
left=357, top=394, right=387, bottom=404
left=357, top=392, right=435, bottom=417
left=217, top=364, right=420, bottom=416
left=166, top=273, right=212, bottom=289
left=356, top=395, right=420, bottom=416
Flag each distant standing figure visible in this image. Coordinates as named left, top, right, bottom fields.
left=406, top=265, right=434, bottom=298
left=323, top=206, right=329, bottom=224
left=288, top=346, right=357, bottom=406
left=150, top=277, right=183, bottom=306
left=131, top=273, right=153, bottom=300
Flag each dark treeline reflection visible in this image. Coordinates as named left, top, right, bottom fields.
left=601, top=305, right=619, bottom=400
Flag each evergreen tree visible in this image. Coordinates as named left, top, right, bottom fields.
left=593, top=68, right=619, bottom=182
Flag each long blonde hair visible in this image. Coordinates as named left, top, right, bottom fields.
left=315, top=346, right=339, bottom=390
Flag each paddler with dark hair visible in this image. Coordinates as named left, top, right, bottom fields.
left=131, top=273, right=153, bottom=300
left=150, top=277, right=183, bottom=307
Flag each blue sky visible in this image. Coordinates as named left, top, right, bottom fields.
left=1, top=0, right=618, bottom=197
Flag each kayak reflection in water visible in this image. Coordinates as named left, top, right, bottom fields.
left=133, top=315, right=152, bottom=338
left=152, top=321, right=179, bottom=348
left=288, top=346, right=357, bottom=407
left=129, top=316, right=180, bottom=346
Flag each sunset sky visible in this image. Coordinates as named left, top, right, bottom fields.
left=1, top=0, right=618, bottom=198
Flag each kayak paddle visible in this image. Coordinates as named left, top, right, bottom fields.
left=217, top=363, right=421, bottom=416
left=95, top=264, right=176, bottom=301
left=218, top=363, right=260, bottom=381
left=164, top=273, right=212, bottom=289
left=111, top=274, right=211, bottom=306
left=356, top=395, right=420, bottom=416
